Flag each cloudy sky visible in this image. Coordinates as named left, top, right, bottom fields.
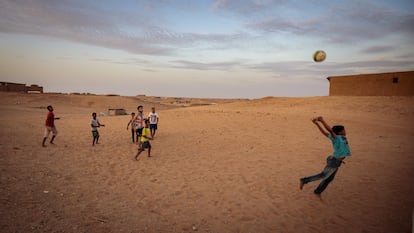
left=1, top=0, right=413, bottom=98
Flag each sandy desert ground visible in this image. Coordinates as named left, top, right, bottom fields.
left=0, top=92, right=413, bottom=233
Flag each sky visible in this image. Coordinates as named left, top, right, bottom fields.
left=0, top=0, right=413, bottom=98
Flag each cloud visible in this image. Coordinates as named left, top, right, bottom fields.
left=1, top=0, right=413, bottom=78
left=0, top=0, right=257, bottom=56
left=0, top=1, right=195, bottom=55
left=86, top=56, right=158, bottom=67
left=243, top=17, right=317, bottom=35
left=163, top=55, right=414, bottom=80
left=360, top=46, right=395, bottom=54
left=0, top=1, right=166, bottom=54
left=170, top=60, right=245, bottom=71
left=212, top=0, right=288, bottom=14
left=56, top=56, right=74, bottom=61
left=234, top=58, right=414, bottom=78
left=213, top=0, right=228, bottom=10
left=217, top=0, right=414, bottom=44
left=311, top=60, right=414, bottom=77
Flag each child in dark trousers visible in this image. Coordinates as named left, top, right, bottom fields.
left=91, top=112, right=105, bottom=146
left=300, top=116, right=351, bottom=196
left=135, top=119, right=152, bottom=160
left=126, top=112, right=136, bottom=143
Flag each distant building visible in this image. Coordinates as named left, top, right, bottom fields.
left=327, top=71, right=414, bottom=96
left=0, top=82, right=43, bottom=93
left=108, top=108, right=127, bottom=116
left=0, top=82, right=26, bottom=92
left=26, top=84, right=43, bottom=93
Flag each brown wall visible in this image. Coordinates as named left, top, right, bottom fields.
left=328, top=71, right=414, bottom=96
left=0, top=82, right=43, bottom=93
left=0, top=82, right=27, bottom=92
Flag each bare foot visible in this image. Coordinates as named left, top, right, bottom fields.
left=314, top=193, right=323, bottom=201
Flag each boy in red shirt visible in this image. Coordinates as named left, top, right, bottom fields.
left=42, top=105, right=60, bottom=147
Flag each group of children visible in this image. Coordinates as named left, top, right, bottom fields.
left=90, top=105, right=159, bottom=159
left=42, top=105, right=160, bottom=161
left=42, top=105, right=350, bottom=197
left=126, top=105, right=159, bottom=160
left=89, top=105, right=160, bottom=160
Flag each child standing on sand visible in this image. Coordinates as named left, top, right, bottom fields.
left=42, top=105, right=60, bottom=147
left=148, top=107, right=159, bottom=139
left=126, top=112, right=136, bottom=143
left=91, top=112, right=105, bottom=146
left=135, top=119, right=152, bottom=160
left=134, top=105, right=144, bottom=145
left=299, top=116, right=351, bottom=196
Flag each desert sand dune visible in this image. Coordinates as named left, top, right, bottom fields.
left=0, top=92, right=413, bottom=233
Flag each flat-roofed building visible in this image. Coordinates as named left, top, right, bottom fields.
left=327, top=71, right=414, bottom=96
left=0, top=82, right=44, bottom=93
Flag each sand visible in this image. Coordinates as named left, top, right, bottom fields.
left=0, top=92, right=413, bottom=233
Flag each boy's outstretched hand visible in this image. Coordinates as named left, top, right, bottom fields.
left=312, top=116, right=330, bottom=137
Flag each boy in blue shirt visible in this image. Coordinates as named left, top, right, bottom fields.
left=299, top=116, right=351, bottom=196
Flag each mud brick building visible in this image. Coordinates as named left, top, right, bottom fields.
left=0, top=82, right=43, bottom=93
left=327, top=71, right=414, bottom=96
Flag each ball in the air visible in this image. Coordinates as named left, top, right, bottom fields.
left=313, top=50, right=326, bottom=62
